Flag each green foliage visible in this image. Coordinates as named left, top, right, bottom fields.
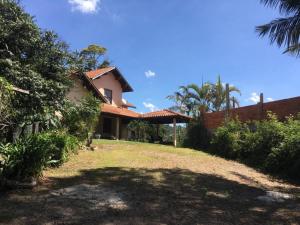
left=0, top=0, right=71, bottom=124
left=127, top=120, right=173, bottom=144
left=62, top=95, right=100, bottom=141
left=257, top=0, right=300, bottom=56
left=239, top=114, right=285, bottom=165
left=0, top=131, right=78, bottom=180
left=39, top=130, right=79, bottom=167
left=210, top=113, right=300, bottom=178
left=128, top=120, right=151, bottom=142
left=0, top=77, right=14, bottom=140
left=210, top=76, right=241, bottom=112
left=71, top=44, right=109, bottom=72
left=265, top=117, right=300, bottom=177
left=167, top=76, right=241, bottom=118
left=183, top=120, right=211, bottom=150
left=210, top=119, right=245, bottom=158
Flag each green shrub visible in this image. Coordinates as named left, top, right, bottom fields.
left=0, top=77, right=14, bottom=142
left=0, top=131, right=78, bottom=181
left=265, top=117, right=300, bottom=177
left=183, top=120, right=211, bottom=150
left=210, top=113, right=300, bottom=179
left=39, top=131, right=79, bottom=167
left=0, top=136, right=52, bottom=180
left=239, top=115, right=285, bottom=166
left=210, top=119, right=245, bottom=159
left=62, top=95, right=100, bottom=142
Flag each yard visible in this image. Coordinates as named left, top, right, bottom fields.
left=0, top=140, right=300, bottom=225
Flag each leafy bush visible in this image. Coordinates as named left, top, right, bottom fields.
left=239, top=115, right=285, bottom=165
left=62, top=95, right=100, bottom=142
left=183, top=120, right=211, bottom=150
left=265, top=117, right=300, bottom=177
left=210, top=119, right=246, bottom=158
left=210, top=113, right=300, bottom=178
left=39, top=131, right=79, bottom=167
left=0, top=131, right=78, bottom=181
left=0, top=136, right=51, bottom=180
left=0, top=77, right=14, bottom=142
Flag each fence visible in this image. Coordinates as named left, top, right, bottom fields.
left=203, top=95, right=300, bottom=130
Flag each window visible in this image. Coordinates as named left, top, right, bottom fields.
left=104, top=89, right=112, bottom=104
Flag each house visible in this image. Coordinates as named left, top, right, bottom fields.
left=67, top=67, right=191, bottom=146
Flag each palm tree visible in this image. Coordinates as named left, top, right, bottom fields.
left=186, top=83, right=212, bottom=116
left=166, top=86, right=193, bottom=115
left=210, top=76, right=241, bottom=112
left=256, top=0, right=300, bottom=56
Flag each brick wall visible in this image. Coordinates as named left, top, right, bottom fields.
left=203, top=96, right=300, bottom=130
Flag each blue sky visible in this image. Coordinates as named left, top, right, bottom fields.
left=22, top=0, right=299, bottom=112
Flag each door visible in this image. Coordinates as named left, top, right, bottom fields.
left=103, top=117, right=113, bottom=135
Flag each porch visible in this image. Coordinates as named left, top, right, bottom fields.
left=96, top=104, right=191, bottom=147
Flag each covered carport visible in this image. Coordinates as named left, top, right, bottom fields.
left=141, top=110, right=192, bottom=147
left=99, top=104, right=192, bottom=147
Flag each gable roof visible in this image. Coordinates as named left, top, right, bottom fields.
left=86, top=67, right=115, bottom=79
left=86, top=67, right=134, bottom=92
left=141, top=109, right=192, bottom=123
left=70, top=72, right=108, bottom=103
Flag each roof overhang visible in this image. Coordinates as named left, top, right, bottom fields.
left=141, top=110, right=192, bottom=124
left=71, top=72, right=108, bottom=103
left=101, top=105, right=192, bottom=124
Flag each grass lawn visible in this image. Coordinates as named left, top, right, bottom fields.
left=0, top=140, right=300, bottom=225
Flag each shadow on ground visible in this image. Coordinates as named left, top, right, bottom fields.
left=0, top=167, right=299, bottom=225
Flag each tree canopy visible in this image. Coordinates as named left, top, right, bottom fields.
left=71, top=44, right=109, bottom=72
left=167, top=76, right=241, bottom=117
left=257, top=0, right=300, bottom=56
left=0, top=0, right=71, bottom=124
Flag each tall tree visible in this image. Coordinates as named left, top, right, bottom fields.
left=210, top=76, right=241, bottom=112
left=186, top=83, right=212, bottom=116
left=256, top=0, right=300, bottom=56
left=167, top=86, right=194, bottom=115
left=0, top=0, right=71, bottom=124
left=76, top=44, right=108, bottom=71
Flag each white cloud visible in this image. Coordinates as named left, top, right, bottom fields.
left=247, top=92, right=274, bottom=103
left=143, top=102, right=158, bottom=112
left=145, top=70, right=156, bottom=78
left=68, top=0, right=101, bottom=13
left=248, top=92, right=260, bottom=103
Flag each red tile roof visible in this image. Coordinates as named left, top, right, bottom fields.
left=101, top=103, right=140, bottom=118
left=86, top=67, right=115, bottom=79
left=141, top=109, right=190, bottom=119
left=101, top=105, right=191, bottom=123
left=122, top=102, right=136, bottom=108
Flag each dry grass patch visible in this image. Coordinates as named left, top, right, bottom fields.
left=0, top=140, right=299, bottom=225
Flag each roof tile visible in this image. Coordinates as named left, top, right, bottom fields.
left=86, top=67, right=115, bottom=79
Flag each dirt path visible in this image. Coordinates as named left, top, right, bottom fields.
left=0, top=140, right=299, bottom=225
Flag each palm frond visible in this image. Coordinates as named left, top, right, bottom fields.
left=260, top=0, right=300, bottom=15
left=257, top=0, right=300, bottom=55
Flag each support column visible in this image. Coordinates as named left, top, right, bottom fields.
left=259, top=93, right=264, bottom=120
left=173, top=118, right=177, bottom=148
left=116, top=117, right=120, bottom=140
